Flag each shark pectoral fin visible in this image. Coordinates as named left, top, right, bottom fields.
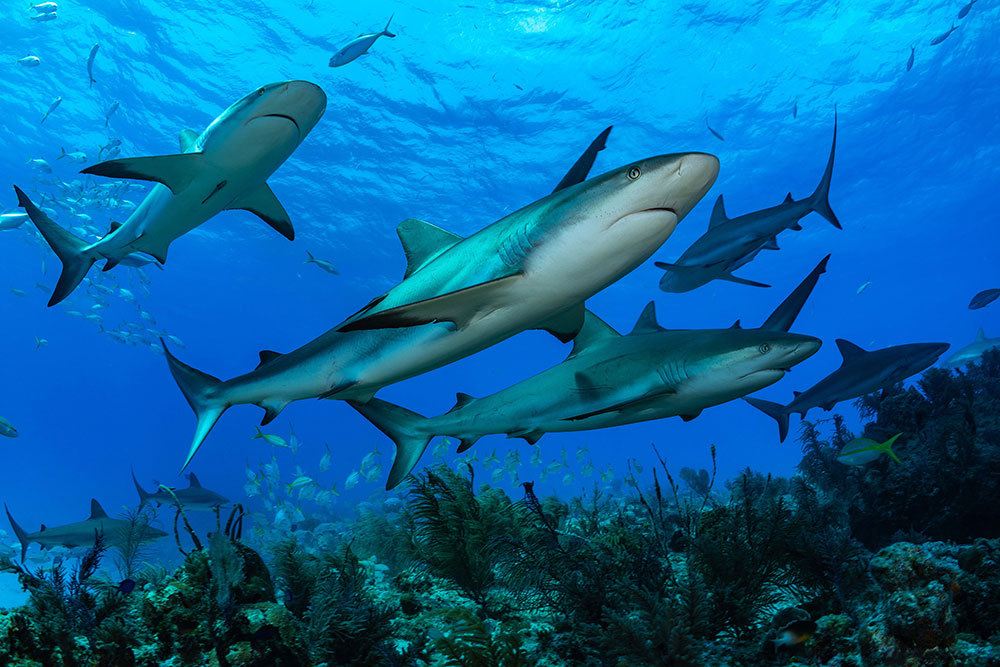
left=178, top=129, right=199, bottom=152
left=566, top=387, right=679, bottom=422
left=397, top=218, right=463, bottom=278
left=537, top=303, right=586, bottom=343
left=762, top=236, right=780, bottom=251
left=317, top=380, right=360, bottom=400
left=719, top=273, right=770, bottom=288
left=339, top=273, right=523, bottom=332
left=226, top=183, right=294, bottom=241
left=81, top=153, right=204, bottom=195
left=680, top=411, right=701, bottom=422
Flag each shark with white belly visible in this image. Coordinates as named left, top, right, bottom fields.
left=15, top=80, right=327, bottom=305
left=163, top=149, right=720, bottom=471
left=350, top=257, right=828, bottom=488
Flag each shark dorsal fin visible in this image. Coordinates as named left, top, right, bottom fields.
left=784, top=192, right=794, bottom=203
left=793, top=391, right=803, bottom=398
left=629, top=302, right=664, bottom=335
left=257, top=350, right=283, bottom=368
left=89, top=499, right=108, bottom=519
left=40, top=524, right=47, bottom=532
left=836, top=339, right=867, bottom=363
left=179, top=129, right=199, bottom=152
left=187, top=472, right=202, bottom=488
left=449, top=393, right=476, bottom=412
left=730, top=320, right=742, bottom=329
left=396, top=218, right=463, bottom=278
left=708, top=194, right=728, bottom=229
left=976, top=328, right=986, bottom=341
left=568, top=311, right=620, bottom=359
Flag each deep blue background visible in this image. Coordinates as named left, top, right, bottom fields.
left=0, top=1, right=997, bottom=544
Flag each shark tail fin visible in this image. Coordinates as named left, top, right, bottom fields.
left=347, top=398, right=433, bottom=490
left=14, top=186, right=96, bottom=306
left=383, top=14, right=396, bottom=37
left=881, top=433, right=903, bottom=463
left=744, top=397, right=791, bottom=442
left=162, top=340, right=228, bottom=473
left=808, top=110, right=841, bottom=229
left=5, top=505, right=29, bottom=562
left=132, top=468, right=153, bottom=508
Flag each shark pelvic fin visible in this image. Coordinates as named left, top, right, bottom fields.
left=629, top=301, right=665, bottom=335
left=537, top=303, right=586, bottom=343
left=516, top=430, right=545, bottom=445
left=718, top=272, right=770, bottom=288
left=348, top=399, right=433, bottom=490
left=226, top=183, right=294, bottom=240
left=339, top=273, right=523, bottom=332
left=708, top=194, right=728, bottom=229
left=89, top=499, right=108, bottom=519
left=178, top=129, right=199, bottom=152
left=397, top=218, right=463, bottom=278
left=456, top=436, right=480, bottom=453
left=567, top=311, right=620, bottom=359
left=762, top=236, right=780, bottom=250
left=81, top=153, right=204, bottom=195
left=835, top=339, right=867, bottom=363
left=681, top=411, right=701, bottom=422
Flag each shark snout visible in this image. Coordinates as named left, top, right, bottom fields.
left=253, top=80, right=327, bottom=140
left=653, top=152, right=719, bottom=221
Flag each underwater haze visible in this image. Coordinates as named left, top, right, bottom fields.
left=1, top=0, right=999, bottom=664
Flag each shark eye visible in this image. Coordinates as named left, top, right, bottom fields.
left=759, top=344, right=770, bottom=354
left=256, top=87, right=266, bottom=97
left=627, top=166, right=641, bottom=180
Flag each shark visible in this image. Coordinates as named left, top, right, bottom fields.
left=656, top=115, right=840, bottom=293
left=350, top=257, right=829, bottom=488
left=132, top=471, right=230, bottom=511
left=746, top=339, right=950, bottom=442
left=163, top=149, right=719, bottom=471
left=15, top=80, right=327, bottom=306
left=942, top=329, right=1000, bottom=368
left=5, top=499, right=168, bottom=561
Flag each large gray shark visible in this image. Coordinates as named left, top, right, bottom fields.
left=746, top=339, right=950, bottom=441
left=15, top=80, right=327, bottom=306
left=350, top=257, right=829, bottom=488
left=942, top=329, right=1000, bottom=368
left=5, top=499, right=168, bottom=561
left=656, top=115, right=840, bottom=293
left=132, top=471, right=230, bottom=511
left=164, top=150, right=720, bottom=471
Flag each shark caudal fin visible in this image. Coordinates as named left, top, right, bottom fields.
left=162, top=340, right=228, bottom=473
left=807, top=111, right=841, bottom=229
left=14, top=186, right=96, bottom=306
left=382, top=14, right=396, bottom=37
left=131, top=468, right=154, bottom=508
left=744, top=397, right=791, bottom=442
left=5, top=505, right=30, bottom=562
left=348, top=399, right=433, bottom=490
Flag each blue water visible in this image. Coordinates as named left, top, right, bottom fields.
left=0, top=1, right=996, bottom=558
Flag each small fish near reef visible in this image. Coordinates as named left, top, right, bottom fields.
left=837, top=433, right=903, bottom=466
left=0, top=417, right=18, bottom=438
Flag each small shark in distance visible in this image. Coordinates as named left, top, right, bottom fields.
left=942, top=329, right=1000, bottom=369
left=350, top=257, right=829, bottom=488
left=132, top=471, right=230, bottom=510
left=5, top=499, right=167, bottom=562
left=745, top=339, right=949, bottom=441
left=16, top=80, right=327, bottom=306
left=163, top=144, right=719, bottom=472
left=656, top=114, right=840, bottom=293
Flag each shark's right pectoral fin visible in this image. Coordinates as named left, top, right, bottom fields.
left=81, top=153, right=205, bottom=195
left=536, top=303, right=586, bottom=343
left=718, top=273, right=770, bottom=288
left=226, top=183, right=294, bottom=241
left=338, top=273, right=523, bottom=332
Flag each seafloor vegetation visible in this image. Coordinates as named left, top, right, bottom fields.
left=2, top=352, right=1000, bottom=666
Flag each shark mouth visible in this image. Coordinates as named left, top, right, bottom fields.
left=249, top=113, right=301, bottom=137
left=613, top=207, right=678, bottom=227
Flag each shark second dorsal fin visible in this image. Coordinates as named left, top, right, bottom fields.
left=976, top=328, right=986, bottom=341
left=836, top=339, right=867, bottom=363
left=396, top=218, right=463, bottom=279
left=89, top=499, right=108, bottom=519
left=449, top=393, right=476, bottom=413
left=629, top=302, right=665, bottom=335
left=567, top=311, right=620, bottom=359
left=784, top=192, right=794, bottom=203
left=179, top=129, right=199, bottom=153
left=708, top=194, right=728, bottom=229
left=257, top=350, right=283, bottom=369
left=187, top=472, right=202, bottom=488
left=226, top=184, right=294, bottom=241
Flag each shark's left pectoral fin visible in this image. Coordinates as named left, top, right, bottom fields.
left=81, top=153, right=204, bottom=195
left=564, top=386, right=678, bottom=422
left=719, top=273, right=770, bottom=288
left=339, top=273, right=523, bottom=332
left=536, top=303, right=586, bottom=343
left=227, top=183, right=294, bottom=241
